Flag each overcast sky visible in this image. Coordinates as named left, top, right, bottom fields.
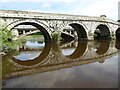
left=0, top=0, right=119, bottom=20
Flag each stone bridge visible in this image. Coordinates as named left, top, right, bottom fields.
left=0, top=10, right=120, bottom=42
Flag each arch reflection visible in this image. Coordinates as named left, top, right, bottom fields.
left=67, top=41, right=88, bottom=59
left=61, top=41, right=77, bottom=56
left=115, top=39, right=120, bottom=50
left=61, top=41, right=88, bottom=59
left=3, top=40, right=118, bottom=80
left=95, top=40, right=111, bottom=55
left=12, top=43, right=51, bottom=66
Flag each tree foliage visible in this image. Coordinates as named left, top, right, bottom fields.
left=0, top=25, right=12, bottom=43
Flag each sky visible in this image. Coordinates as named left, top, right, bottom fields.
left=0, top=0, right=119, bottom=20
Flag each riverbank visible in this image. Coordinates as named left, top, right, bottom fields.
left=18, top=35, right=44, bottom=43
left=1, top=35, right=44, bottom=55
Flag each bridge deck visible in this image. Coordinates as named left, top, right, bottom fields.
left=0, top=10, right=119, bottom=25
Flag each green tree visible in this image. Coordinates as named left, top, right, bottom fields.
left=0, top=25, right=12, bottom=43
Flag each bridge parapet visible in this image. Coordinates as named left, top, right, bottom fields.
left=0, top=10, right=119, bottom=25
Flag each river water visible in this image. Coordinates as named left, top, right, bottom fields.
left=2, top=39, right=119, bottom=88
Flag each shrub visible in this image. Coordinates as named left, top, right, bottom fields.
left=51, top=31, right=61, bottom=42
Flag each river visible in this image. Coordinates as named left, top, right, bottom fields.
left=2, top=39, right=119, bottom=88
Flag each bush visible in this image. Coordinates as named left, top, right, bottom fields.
left=51, top=31, right=61, bottom=42
left=0, top=25, right=15, bottom=51
left=0, top=25, right=12, bottom=43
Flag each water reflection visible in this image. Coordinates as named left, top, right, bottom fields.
left=13, top=51, right=42, bottom=61
left=13, top=40, right=45, bottom=61
left=2, top=40, right=119, bottom=81
left=115, top=39, right=120, bottom=49
left=67, top=41, right=88, bottom=59
left=61, top=41, right=77, bottom=56
left=25, top=41, right=45, bottom=50
left=95, top=40, right=111, bottom=55
left=61, top=41, right=88, bottom=59
left=12, top=41, right=51, bottom=66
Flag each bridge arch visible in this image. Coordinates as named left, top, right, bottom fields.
left=94, top=24, right=111, bottom=39
left=5, top=19, right=51, bottom=43
left=116, top=27, right=120, bottom=38
left=70, top=23, right=88, bottom=40
left=63, top=22, right=88, bottom=41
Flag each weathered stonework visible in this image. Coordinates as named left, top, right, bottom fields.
left=0, top=10, right=120, bottom=42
